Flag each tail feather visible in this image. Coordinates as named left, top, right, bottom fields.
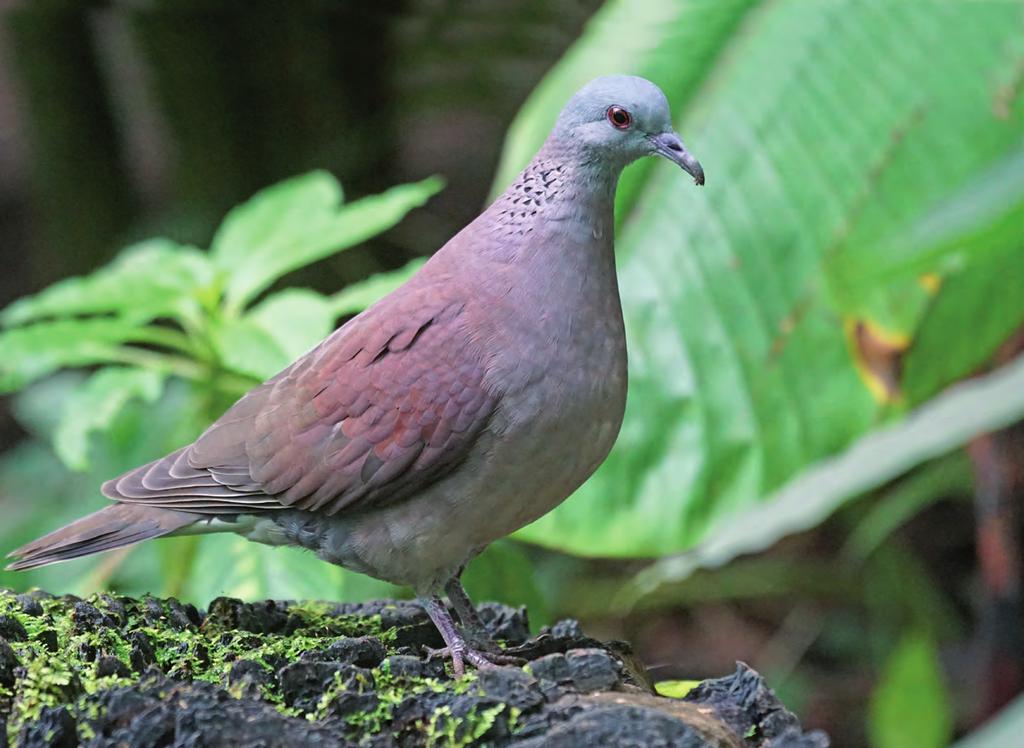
left=6, top=503, right=199, bottom=571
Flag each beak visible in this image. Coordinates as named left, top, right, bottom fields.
left=649, top=131, right=704, bottom=186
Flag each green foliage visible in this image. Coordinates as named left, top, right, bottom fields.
left=210, top=289, right=338, bottom=381
left=211, top=171, right=443, bottom=314
left=0, top=377, right=212, bottom=599
left=53, top=368, right=167, bottom=472
left=0, top=318, right=160, bottom=393
left=0, top=589, right=391, bottom=742
left=495, top=0, right=1024, bottom=559
left=0, top=171, right=441, bottom=601
left=631, top=356, right=1024, bottom=597
left=869, top=632, right=953, bottom=748
left=1, top=170, right=441, bottom=469
left=184, top=535, right=398, bottom=605
left=1, top=239, right=215, bottom=328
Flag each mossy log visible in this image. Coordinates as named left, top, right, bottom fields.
left=0, top=590, right=828, bottom=747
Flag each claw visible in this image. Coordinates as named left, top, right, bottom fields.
left=420, top=595, right=526, bottom=676
left=426, top=644, right=525, bottom=674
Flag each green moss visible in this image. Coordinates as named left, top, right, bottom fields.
left=425, top=702, right=508, bottom=747
left=506, top=705, right=522, bottom=735
left=0, top=589, right=508, bottom=745
left=330, top=659, right=480, bottom=741
left=0, top=590, right=400, bottom=743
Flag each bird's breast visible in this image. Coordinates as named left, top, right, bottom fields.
left=469, top=233, right=628, bottom=524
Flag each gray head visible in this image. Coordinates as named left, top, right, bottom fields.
left=553, top=75, right=704, bottom=185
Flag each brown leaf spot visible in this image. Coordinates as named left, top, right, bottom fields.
left=846, top=319, right=909, bottom=403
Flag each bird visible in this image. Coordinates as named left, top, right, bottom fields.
left=7, top=75, right=703, bottom=675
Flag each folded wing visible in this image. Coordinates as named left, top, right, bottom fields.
left=104, top=284, right=496, bottom=517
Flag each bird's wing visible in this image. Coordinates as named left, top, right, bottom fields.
left=103, top=283, right=497, bottom=516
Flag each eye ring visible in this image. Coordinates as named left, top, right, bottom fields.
left=606, top=105, right=632, bottom=130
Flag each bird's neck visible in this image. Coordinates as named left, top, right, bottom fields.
left=475, top=136, right=623, bottom=263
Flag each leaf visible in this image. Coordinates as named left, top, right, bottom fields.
left=52, top=367, right=167, bottom=471
left=246, top=289, right=337, bottom=361
left=210, top=261, right=426, bottom=383
left=829, top=146, right=1024, bottom=401
left=183, top=535, right=397, bottom=603
left=655, top=680, right=701, bottom=699
left=330, top=259, right=425, bottom=318
left=210, top=318, right=290, bottom=382
left=211, top=288, right=338, bottom=381
left=827, top=147, right=1024, bottom=311
left=498, top=0, right=1024, bottom=558
left=868, top=632, right=952, bottom=748
left=1, top=238, right=215, bottom=327
left=902, top=240, right=1024, bottom=404
left=629, top=353, right=1024, bottom=601
left=0, top=380, right=210, bottom=597
left=0, top=318, right=151, bottom=393
left=212, top=171, right=442, bottom=312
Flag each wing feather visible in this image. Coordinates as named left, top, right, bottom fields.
left=102, top=282, right=496, bottom=517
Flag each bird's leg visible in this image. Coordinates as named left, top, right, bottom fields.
left=421, top=596, right=491, bottom=676
left=444, top=576, right=492, bottom=645
left=420, top=596, right=524, bottom=675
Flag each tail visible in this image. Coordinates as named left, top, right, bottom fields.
left=6, top=503, right=199, bottom=571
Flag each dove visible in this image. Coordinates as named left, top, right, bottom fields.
left=8, top=75, right=704, bottom=674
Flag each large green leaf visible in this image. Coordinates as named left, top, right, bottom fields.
left=0, top=239, right=215, bottom=327
left=212, top=171, right=443, bottom=312
left=498, top=0, right=1024, bottom=557
left=630, top=351, right=1024, bottom=600
left=902, top=239, right=1024, bottom=404
left=53, top=366, right=166, bottom=471
left=209, top=318, right=288, bottom=382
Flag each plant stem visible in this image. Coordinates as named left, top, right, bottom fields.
left=105, top=346, right=258, bottom=397
left=104, top=346, right=207, bottom=381
left=132, top=325, right=196, bottom=356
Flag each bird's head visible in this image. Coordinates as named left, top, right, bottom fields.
left=554, top=75, right=704, bottom=186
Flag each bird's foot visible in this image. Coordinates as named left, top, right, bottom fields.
left=426, top=644, right=526, bottom=676
left=420, top=594, right=526, bottom=676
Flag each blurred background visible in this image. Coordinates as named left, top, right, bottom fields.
left=1, top=2, right=1024, bottom=746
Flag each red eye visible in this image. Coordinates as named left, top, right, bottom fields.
left=607, top=105, right=632, bottom=130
